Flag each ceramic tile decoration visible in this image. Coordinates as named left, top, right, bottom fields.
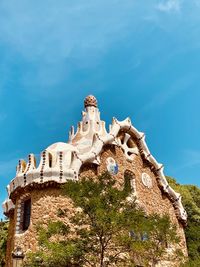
left=106, top=157, right=119, bottom=175
left=141, top=173, right=153, bottom=189
left=2, top=95, right=188, bottom=266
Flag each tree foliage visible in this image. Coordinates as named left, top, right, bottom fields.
left=167, top=177, right=200, bottom=266
left=25, top=173, right=181, bottom=267
left=0, top=220, right=8, bottom=266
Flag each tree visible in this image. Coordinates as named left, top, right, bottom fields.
left=167, top=177, right=200, bottom=266
left=0, top=220, right=8, bottom=266
left=25, top=173, right=182, bottom=267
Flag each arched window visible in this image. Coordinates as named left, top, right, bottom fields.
left=15, top=194, right=31, bottom=234
left=124, top=170, right=136, bottom=193
left=22, top=198, right=31, bottom=231
left=49, top=153, right=52, bottom=168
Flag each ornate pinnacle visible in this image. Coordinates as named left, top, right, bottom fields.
left=84, top=95, right=98, bottom=108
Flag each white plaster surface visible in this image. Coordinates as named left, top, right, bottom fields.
left=2, top=96, right=187, bottom=223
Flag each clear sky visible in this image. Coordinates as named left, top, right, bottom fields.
left=0, top=0, right=200, bottom=218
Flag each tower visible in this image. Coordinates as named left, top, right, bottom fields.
left=3, top=95, right=187, bottom=266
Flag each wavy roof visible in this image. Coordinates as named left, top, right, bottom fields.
left=2, top=95, right=187, bottom=225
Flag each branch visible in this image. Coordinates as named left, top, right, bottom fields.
left=82, top=255, right=96, bottom=267
left=110, top=247, right=131, bottom=262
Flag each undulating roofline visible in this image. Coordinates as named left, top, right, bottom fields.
left=2, top=95, right=187, bottom=225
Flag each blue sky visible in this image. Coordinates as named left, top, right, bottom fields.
left=0, top=0, right=200, bottom=218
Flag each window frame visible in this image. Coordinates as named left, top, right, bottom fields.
left=15, top=194, right=31, bottom=235
left=22, top=198, right=31, bottom=231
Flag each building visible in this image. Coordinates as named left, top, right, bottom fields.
left=3, top=95, right=187, bottom=266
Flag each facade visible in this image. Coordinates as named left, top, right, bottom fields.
left=3, top=95, right=187, bottom=266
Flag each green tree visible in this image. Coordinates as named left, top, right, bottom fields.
left=25, top=173, right=181, bottom=267
left=167, top=177, right=200, bottom=266
left=0, top=220, right=8, bottom=266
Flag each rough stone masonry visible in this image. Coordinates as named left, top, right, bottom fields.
left=3, top=95, right=187, bottom=266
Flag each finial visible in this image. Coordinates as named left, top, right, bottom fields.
left=84, top=95, right=98, bottom=108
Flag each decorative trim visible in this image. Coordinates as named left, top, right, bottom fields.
left=15, top=193, right=31, bottom=235
left=141, top=173, right=153, bottom=189
left=106, top=157, right=119, bottom=175
left=3, top=117, right=187, bottom=224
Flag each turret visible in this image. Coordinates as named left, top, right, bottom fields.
left=70, top=95, right=107, bottom=152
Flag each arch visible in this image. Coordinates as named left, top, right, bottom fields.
left=79, top=162, right=98, bottom=176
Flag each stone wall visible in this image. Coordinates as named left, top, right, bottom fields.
left=96, top=144, right=188, bottom=266
left=6, top=144, right=187, bottom=267
left=6, top=188, right=75, bottom=267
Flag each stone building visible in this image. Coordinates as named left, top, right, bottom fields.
left=3, top=95, right=187, bottom=266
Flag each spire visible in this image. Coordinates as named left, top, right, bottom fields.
left=69, top=95, right=107, bottom=150
left=82, top=95, right=100, bottom=128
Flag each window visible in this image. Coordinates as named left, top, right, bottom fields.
left=124, top=170, right=135, bottom=193
left=15, top=194, right=32, bottom=234
left=49, top=153, right=52, bottom=168
left=124, top=174, right=132, bottom=192
left=22, top=199, right=31, bottom=231
left=129, top=230, right=149, bottom=241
